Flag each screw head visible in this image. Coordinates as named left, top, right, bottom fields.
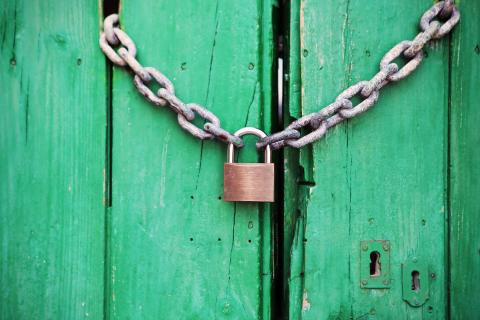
left=383, top=279, right=390, bottom=285
left=430, top=273, right=436, bottom=279
left=412, top=257, right=418, bottom=263
left=382, top=243, right=390, bottom=251
left=361, top=280, right=368, bottom=286
left=362, top=243, right=368, bottom=251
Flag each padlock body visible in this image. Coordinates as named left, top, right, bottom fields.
left=224, top=163, right=274, bottom=202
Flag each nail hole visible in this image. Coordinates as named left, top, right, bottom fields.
left=302, top=49, right=309, bottom=57
left=10, top=58, right=16, bottom=65
left=218, top=238, right=221, bottom=241
left=181, top=62, right=187, bottom=70
left=369, top=251, right=381, bottom=277
left=248, top=63, right=254, bottom=70
left=189, top=237, right=193, bottom=241
left=475, top=44, right=480, bottom=55
left=248, top=239, right=252, bottom=243
left=412, top=270, right=420, bottom=291
left=190, top=195, right=194, bottom=199
left=77, top=58, right=82, bottom=65
left=218, top=196, right=222, bottom=200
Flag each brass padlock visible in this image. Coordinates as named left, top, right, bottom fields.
left=224, top=127, right=274, bottom=202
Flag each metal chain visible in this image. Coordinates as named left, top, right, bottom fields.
left=99, top=14, right=244, bottom=148
left=99, top=1, right=459, bottom=151
left=257, top=0, right=460, bottom=150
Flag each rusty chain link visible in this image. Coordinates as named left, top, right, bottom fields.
left=99, top=1, right=459, bottom=151
left=257, top=0, right=459, bottom=149
left=99, top=14, right=244, bottom=147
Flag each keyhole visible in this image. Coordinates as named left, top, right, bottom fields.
left=369, top=251, right=381, bottom=277
left=412, top=270, right=420, bottom=291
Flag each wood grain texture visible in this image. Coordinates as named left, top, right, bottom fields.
left=283, top=1, right=304, bottom=319
left=287, top=1, right=453, bottom=318
left=0, top=1, right=106, bottom=319
left=109, top=1, right=274, bottom=318
left=449, top=1, right=480, bottom=318
left=1, top=1, right=477, bottom=318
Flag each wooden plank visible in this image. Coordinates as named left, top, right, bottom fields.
left=109, top=1, right=274, bottom=318
left=287, top=1, right=451, bottom=318
left=449, top=1, right=480, bottom=317
left=0, top=1, right=107, bottom=319
left=283, top=1, right=304, bottom=319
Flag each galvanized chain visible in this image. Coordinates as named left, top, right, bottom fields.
left=99, top=1, right=459, bottom=151
left=257, top=0, right=459, bottom=150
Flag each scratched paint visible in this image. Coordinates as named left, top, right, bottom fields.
left=108, top=0, right=275, bottom=319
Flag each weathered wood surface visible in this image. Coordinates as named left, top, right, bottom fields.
left=449, top=2, right=480, bottom=318
left=0, top=1, right=107, bottom=319
left=284, top=0, right=478, bottom=319
left=109, top=1, right=274, bottom=319
left=1, top=0, right=478, bottom=319
left=1, top=0, right=275, bottom=319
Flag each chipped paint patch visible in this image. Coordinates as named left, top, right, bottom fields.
left=302, top=289, right=311, bottom=311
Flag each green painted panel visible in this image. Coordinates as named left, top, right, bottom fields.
left=287, top=1, right=452, bottom=318
left=0, top=1, right=106, bottom=319
left=109, top=1, right=274, bottom=319
left=1, top=1, right=477, bottom=319
left=449, top=1, right=480, bottom=318
left=283, top=1, right=304, bottom=319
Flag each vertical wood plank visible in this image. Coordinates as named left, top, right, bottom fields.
left=287, top=1, right=451, bottom=318
left=109, top=1, right=274, bottom=318
left=449, top=1, right=480, bottom=317
left=0, top=1, right=107, bottom=319
left=283, top=1, right=304, bottom=319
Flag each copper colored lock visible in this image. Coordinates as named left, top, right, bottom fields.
left=224, top=127, right=274, bottom=202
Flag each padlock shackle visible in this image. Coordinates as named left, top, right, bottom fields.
left=227, top=127, right=272, bottom=163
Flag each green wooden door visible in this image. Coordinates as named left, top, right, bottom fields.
left=283, top=1, right=480, bottom=319
left=1, top=1, right=479, bottom=320
left=1, top=0, right=275, bottom=319
left=1, top=1, right=107, bottom=318
left=107, top=1, right=274, bottom=319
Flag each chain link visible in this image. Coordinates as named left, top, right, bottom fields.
left=99, top=1, right=459, bottom=151
left=258, top=0, right=459, bottom=150
left=133, top=67, right=174, bottom=107
left=99, top=14, right=244, bottom=147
